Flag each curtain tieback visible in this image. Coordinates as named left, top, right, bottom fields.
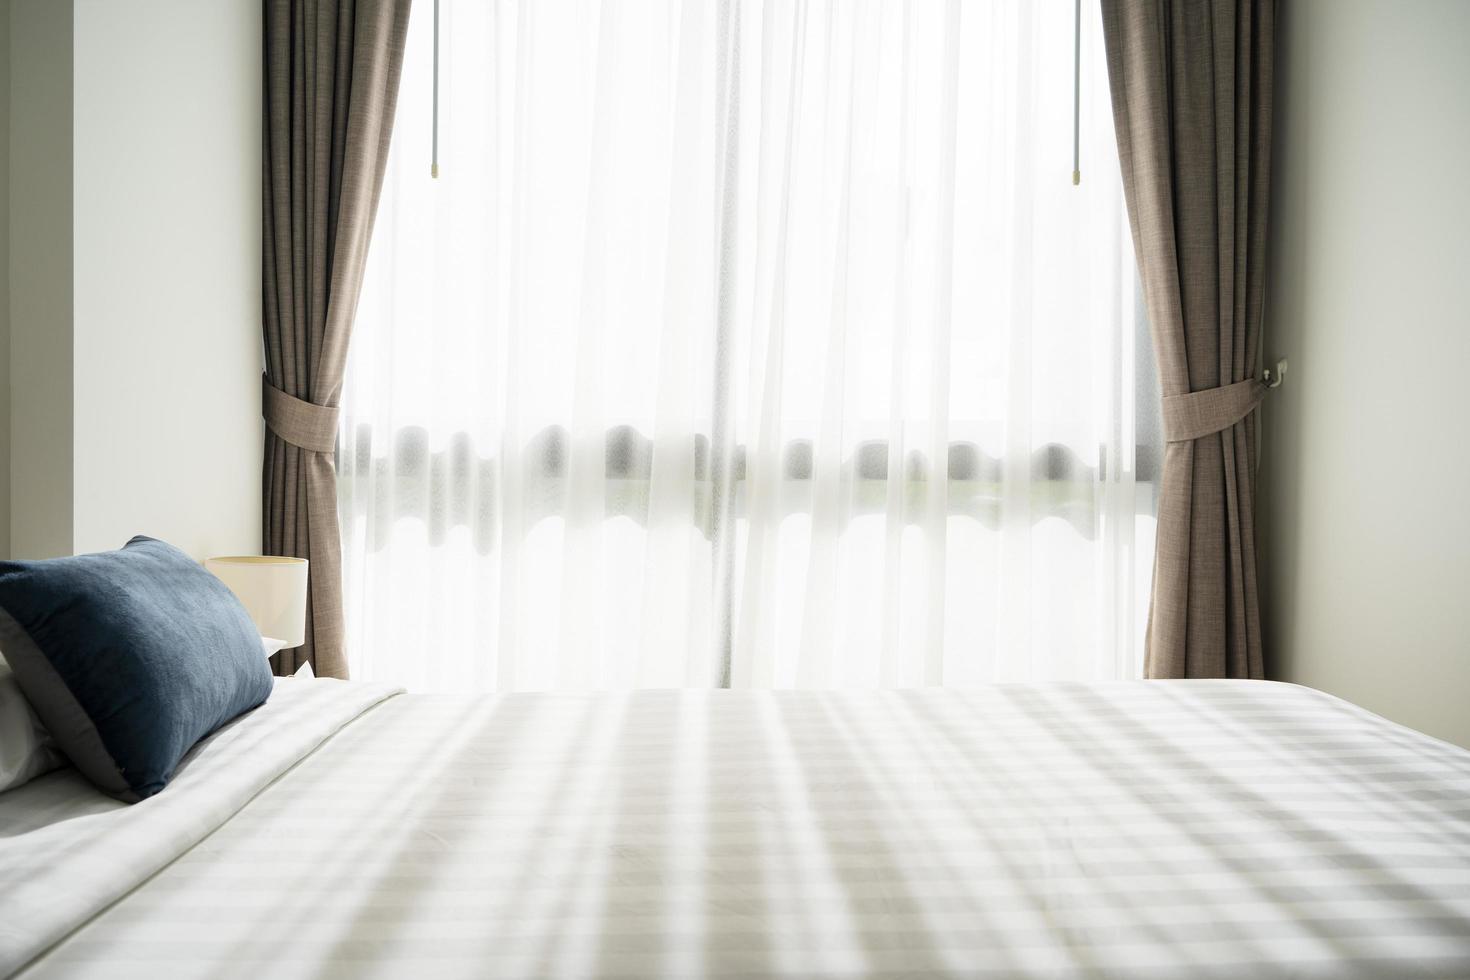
left=1161, top=377, right=1268, bottom=443
left=262, top=374, right=340, bottom=454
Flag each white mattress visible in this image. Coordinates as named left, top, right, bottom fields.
left=4, top=679, right=1470, bottom=978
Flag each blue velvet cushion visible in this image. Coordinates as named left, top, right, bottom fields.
left=0, top=536, right=273, bottom=802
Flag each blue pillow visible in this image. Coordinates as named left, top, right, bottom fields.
left=0, top=536, right=273, bottom=802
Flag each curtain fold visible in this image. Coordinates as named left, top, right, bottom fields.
left=1100, top=0, right=1275, bottom=679
left=262, top=0, right=413, bottom=678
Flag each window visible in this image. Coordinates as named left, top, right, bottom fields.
left=339, top=0, right=1160, bottom=692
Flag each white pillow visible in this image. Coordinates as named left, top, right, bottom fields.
left=0, top=655, right=65, bottom=792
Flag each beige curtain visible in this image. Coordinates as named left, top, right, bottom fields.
left=1100, top=0, right=1275, bottom=679
left=262, top=0, right=412, bottom=678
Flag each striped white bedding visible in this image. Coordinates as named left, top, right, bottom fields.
left=5, top=679, right=1470, bottom=978
left=0, top=678, right=398, bottom=978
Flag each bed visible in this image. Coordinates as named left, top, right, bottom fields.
left=2, top=678, right=1469, bottom=979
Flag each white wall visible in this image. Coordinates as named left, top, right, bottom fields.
left=1261, top=0, right=1470, bottom=747
left=4, top=0, right=261, bottom=560
left=0, top=1, right=9, bottom=559
left=8, top=0, right=72, bottom=559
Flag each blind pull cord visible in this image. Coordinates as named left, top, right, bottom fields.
left=1072, top=0, right=1081, bottom=186
left=432, top=0, right=441, bottom=179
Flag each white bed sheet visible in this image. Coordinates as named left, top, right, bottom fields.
left=6, top=680, right=1470, bottom=978
left=0, top=677, right=398, bottom=977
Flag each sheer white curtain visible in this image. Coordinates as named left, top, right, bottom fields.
left=339, top=0, right=1160, bottom=693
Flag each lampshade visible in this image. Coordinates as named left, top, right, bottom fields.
left=205, top=556, right=308, bottom=650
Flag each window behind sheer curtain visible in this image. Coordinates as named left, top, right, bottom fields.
left=339, top=0, right=1161, bottom=692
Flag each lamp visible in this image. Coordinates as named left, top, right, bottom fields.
left=205, top=556, right=308, bottom=656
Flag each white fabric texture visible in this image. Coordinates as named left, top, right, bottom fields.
left=340, top=0, right=1160, bottom=693
left=17, top=681, right=1470, bottom=979
left=0, top=678, right=398, bottom=977
left=0, top=658, right=62, bottom=794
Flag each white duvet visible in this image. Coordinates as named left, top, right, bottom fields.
left=0, top=678, right=397, bottom=977
left=2, top=679, right=1469, bottom=978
